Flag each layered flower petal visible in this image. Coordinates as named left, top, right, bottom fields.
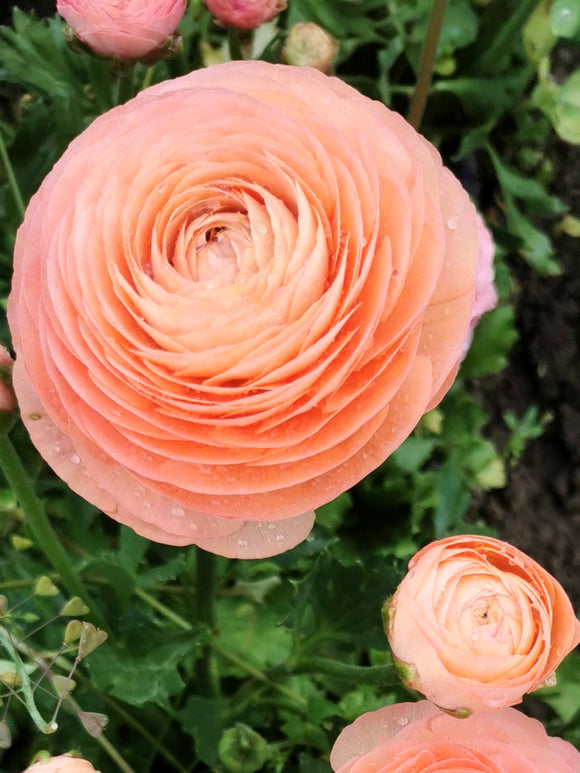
left=8, top=62, right=478, bottom=557
left=330, top=701, right=580, bottom=773
left=384, top=536, right=580, bottom=713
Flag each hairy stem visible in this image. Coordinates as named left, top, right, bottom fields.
left=194, top=548, right=220, bottom=697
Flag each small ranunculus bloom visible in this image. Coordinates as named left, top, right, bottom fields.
left=384, top=536, right=580, bottom=714
left=24, top=754, right=99, bottom=773
left=282, top=23, right=339, bottom=74
left=330, top=701, right=580, bottom=773
left=56, top=0, right=187, bottom=60
left=8, top=62, right=477, bottom=558
left=203, top=0, right=287, bottom=29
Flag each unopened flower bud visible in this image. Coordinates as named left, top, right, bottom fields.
left=57, top=0, right=187, bottom=61
left=203, top=0, right=287, bottom=30
left=23, top=753, right=99, bottom=773
left=0, top=344, right=16, bottom=432
left=283, top=22, right=339, bottom=74
left=218, top=723, right=270, bottom=773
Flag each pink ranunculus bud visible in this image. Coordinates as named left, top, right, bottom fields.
left=331, top=701, right=580, bottom=773
left=0, top=343, right=16, bottom=425
left=56, top=0, right=187, bottom=60
left=384, top=536, right=580, bottom=715
left=203, top=0, right=287, bottom=29
left=282, top=23, right=339, bottom=75
left=24, top=754, right=100, bottom=773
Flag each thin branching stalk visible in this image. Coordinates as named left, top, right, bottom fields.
left=408, top=0, right=449, bottom=130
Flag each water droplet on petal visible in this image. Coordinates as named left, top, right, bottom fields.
left=397, top=717, right=409, bottom=726
left=237, top=539, right=248, bottom=547
left=70, top=454, right=80, bottom=465
left=170, top=506, right=185, bottom=518
left=447, top=216, right=459, bottom=230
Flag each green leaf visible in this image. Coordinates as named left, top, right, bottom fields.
left=487, top=146, right=567, bottom=217
left=179, top=696, right=225, bottom=767
left=117, top=527, right=149, bottom=578
left=88, top=633, right=204, bottom=707
left=217, top=598, right=293, bottom=672
left=536, top=652, right=580, bottom=722
left=504, top=195, right=561, bottom=274
left=554, top=70, right=580, bottom=145
left=438, top=0, right=479, bottom=53
left=392, top=438, right=436, bottom=474
left=433, top=459, right=470, bottom=537
left=550, top=0, right=580, bottom=39
left=292, top=552, right=401, bottom=652
left=461, top=305, right=518, bottom=378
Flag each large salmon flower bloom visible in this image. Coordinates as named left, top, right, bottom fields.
left=384, top=536, right=580, bottom=714
left=331, top=701, right=580, bottom=773
left=24, top=755, right=99, bottom=773
left=57, top=0, right=187, bottom=60
left=8, top=62, right=477, bottom=558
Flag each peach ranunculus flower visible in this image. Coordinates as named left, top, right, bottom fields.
left=24, top=754, right=99, bottom=773
left=56, top=0, right=187, bottom=60
left=8, top=62, right=478, bottom=558
left=384, top=536, right=580, bottom=714
left=203, top=0, right=287, bottom=29
left=330, top=700, right=580, bottom=773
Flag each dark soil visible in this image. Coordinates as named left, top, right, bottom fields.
left=470, top=122, right=580, bottom=608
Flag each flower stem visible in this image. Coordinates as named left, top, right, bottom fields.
left=0, top=625, right=55, bottom=734
left=135, top=585, right=306, bottom=706
left=141, top=66, right=155, bottom=91
left=228, top=28, right=244, bottom=60
left=0, top=434, right=108, bottom=631
left=408, top=0, right=449, bottom=130
left=291, top=656, right=399, bottom=686
left=194, top=548, right=220, bottom=697
left=0, top=129, right=25, bottom=218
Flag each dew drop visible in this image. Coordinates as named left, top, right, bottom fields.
left=397, top=717, right=409, bottom=727
left=189, top=522, right=199, bottom=532
left=70, top=454, right=80, bottom=465
left=237, top=539, right=248, bottom=547
left=170, top=506, right=185, bottom=518
left=267, top=523, right=277, bottom=530
left=143, top=501, right=152, bottom=510
left=275, top=533, right=285, bottom=541
left=447, top=216, right=459, bottom=230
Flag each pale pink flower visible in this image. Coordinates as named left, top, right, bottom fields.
left=331, top=701, right=580, bottom=773
left=8, top=62, right=478, bottom=558
left=461, top=211, right=497, bottom=357
left=203, top=0, right=287, bottom=29
left=24, top=754, right=99, bottom=773
left=384, top=536, right=580, bottom=714
left=57, top=0, right=187, bottom=60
